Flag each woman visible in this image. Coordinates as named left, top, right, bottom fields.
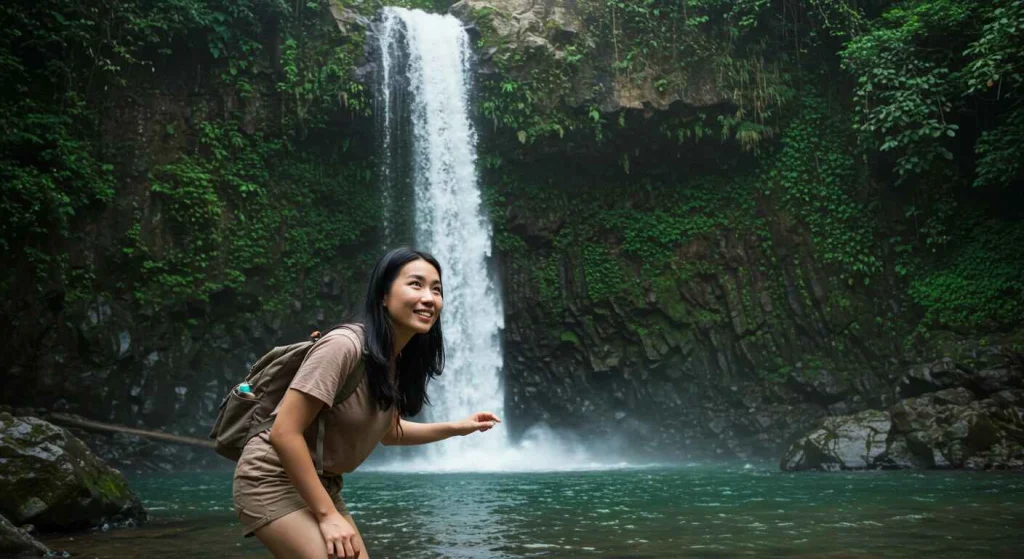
left=233, top=247, right=500, bottom=559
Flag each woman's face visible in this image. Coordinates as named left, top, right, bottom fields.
left=384, top=259, right=443, bottom=337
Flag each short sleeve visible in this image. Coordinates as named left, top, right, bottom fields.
left=288, top=330, right=361, bottom=407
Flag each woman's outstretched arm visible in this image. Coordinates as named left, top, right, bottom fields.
left=381, top=412, right=501, bottom=446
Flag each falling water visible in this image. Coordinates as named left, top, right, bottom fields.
left=376, top=7, right=506, bottom=467
left=374, top=11, right=408, bottom=246
left=374, top=8, right=624, bottom=471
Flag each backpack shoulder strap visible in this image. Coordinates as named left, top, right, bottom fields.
left=333, top=359, right=366, bottom=406
left=313, top=359, right=366, bottom=475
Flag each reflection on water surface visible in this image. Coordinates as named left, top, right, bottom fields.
left=43, top=464, right=1024, bottom=558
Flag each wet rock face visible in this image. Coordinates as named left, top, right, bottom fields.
left=0, top=414, right=146, bottom=531
left=2, top=287, right=313, bottom=460
left=498, top=222, right=900, bottom=461
left=450, top=0, right=729, bottom=111
left=450, top=0, right=582, bottom=56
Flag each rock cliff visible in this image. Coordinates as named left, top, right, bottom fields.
left=1, top=0, right=1021, bottom=467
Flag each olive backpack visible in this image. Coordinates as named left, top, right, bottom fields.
left=208, top=328, right=365, bottom=475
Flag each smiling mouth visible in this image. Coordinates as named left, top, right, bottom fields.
left=414, top=310, right=434, bottom=319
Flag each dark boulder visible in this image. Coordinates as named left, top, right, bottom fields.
left=969, top=368, right=1023, bottom=396
left=781, top=409, right=890, bottom=471
left=890, top=388, right=976, bottom=468
left=0, top=414, right=146, bottom=531
left=873, top=434, right=931, bottom=469
left=898, top=358, right=970, bottom=398
left=888, top=388, right=1024, bottom=469
left=782, top=384, right=1024, bottom=470
left=0, top=514, right=50, bottom=557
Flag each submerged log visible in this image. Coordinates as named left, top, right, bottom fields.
left=47, top=413, right=215, bottom=449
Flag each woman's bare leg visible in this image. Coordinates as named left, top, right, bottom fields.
left=254, top=509, right=369, bottom=559
left=255, top=508, right=328, bottom=558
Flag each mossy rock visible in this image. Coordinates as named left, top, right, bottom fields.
left=558, top=330, right=580, bottom=345
left=0, top=414, right=146, bottom=531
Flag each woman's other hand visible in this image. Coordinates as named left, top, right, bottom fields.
left=318, top=510, right=362, bottom=559
left=456, top=411, right=501, bottom=435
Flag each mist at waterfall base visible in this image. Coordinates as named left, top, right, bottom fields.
left=371, top=7, right=642, bottom=473
left=370, top=422, right=650, bottom=473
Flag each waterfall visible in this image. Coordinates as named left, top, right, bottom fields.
left=376, top=7, right=507, bottom=467
left=374, top=7, right=622, bottom=472
left=374, top=10, right=409, bottom=247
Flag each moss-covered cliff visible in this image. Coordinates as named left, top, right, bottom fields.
left=453, top=0, right=1024, bottom=458
left=2, top=0, right=1022, bottom=461
left=0, top=0, right=396, bottom=433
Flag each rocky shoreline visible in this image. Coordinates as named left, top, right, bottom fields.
left=782, top=357, right=1024, bottom=471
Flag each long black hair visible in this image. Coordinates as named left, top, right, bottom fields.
left=360, top=247, right=445, bottom=417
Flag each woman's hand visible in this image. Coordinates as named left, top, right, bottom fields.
left=455, top=411, right=501, bottom=436
left=318, top=510, right=362, bottom=559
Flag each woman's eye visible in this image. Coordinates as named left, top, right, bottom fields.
left=410, top=281, right=421, bottom=287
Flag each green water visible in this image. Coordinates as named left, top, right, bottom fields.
left=43, top=464, right=1024, bottom=558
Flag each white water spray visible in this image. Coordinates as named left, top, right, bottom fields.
left=374, top=8, right=629, bottom=472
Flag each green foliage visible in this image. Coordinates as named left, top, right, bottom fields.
left=600, top=180, right=738, bottom=273
left=487, top=165, right=756, bottom=314
left=129, top=121, right=257, bottom=307
left=536, top=254, right=565, bottom=314
left=962, top=0, right=1024, bottom=97
left=843, top=0, right=1024, bottom=187
left=559, top=330, right=580, bottom=345
left=910, top=221, right=1024, bottom=330
left=358, top=0, right=454, bottom=12
left=0, top=0, right=142, bottom=297
left=475, top=29, right=588, bottom=144
left=581, top=244, right=627, bottom=303
left=278, top=2, right=370, bottom=135
left=600, top=0, right=768, bottom=79
left=125, top=119, right=378, bottom=314
left=4, top=0, right=1024, bottom=386
left=963, top=0, right=1024, bottom=189
left=472, top=0, right=805, bottom=149
left=1, top=0, right=377, bottom=324
left=842, top=4, right=963, bottom=179
left=481, top=0, right=1024, bottom=361
left=768, top=94, right=881, bottom=280
left=598, top=0, right=800, bottom=148
left=973, top=108, right=1024, bottom=189
left=0, top=113, right=115, bottom=255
